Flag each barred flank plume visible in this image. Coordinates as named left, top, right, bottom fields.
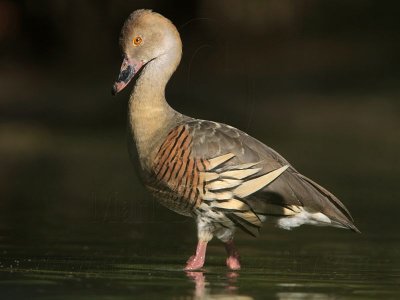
left=152, top=123, right=290, bottom=234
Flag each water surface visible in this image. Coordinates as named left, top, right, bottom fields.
left=1, top=222, right=399, bottom=299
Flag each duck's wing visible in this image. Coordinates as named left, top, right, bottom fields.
left=186, top=120, right=359, bottom=233
left=151, top=119, right=359, bottom=235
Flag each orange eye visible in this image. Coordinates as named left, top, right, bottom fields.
left=133, top=36, right=142, bottom=46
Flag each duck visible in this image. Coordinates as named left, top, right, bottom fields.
left=111, top=9, right=359, bottom=271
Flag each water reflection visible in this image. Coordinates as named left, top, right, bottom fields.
left=186, top=271, right=252, bottom=299
left=185, top=271, right=335, bottom=300
left=276, top=293, right=334, bottom=300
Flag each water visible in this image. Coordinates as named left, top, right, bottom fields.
left=0, top=221, right=399, bottom=299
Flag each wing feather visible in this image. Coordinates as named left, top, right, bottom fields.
left=150, top=119, right=358, bottom=234
left=187, top=120, right=359, bottom=233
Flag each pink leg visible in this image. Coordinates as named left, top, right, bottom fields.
left=225, top=240, right=241, bottom=270
left=185, top=240, right=208, bottom=270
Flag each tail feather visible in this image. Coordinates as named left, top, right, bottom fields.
left=247, top=168, right=360, bottom=233
left=296, top=173, right=360, bottom=233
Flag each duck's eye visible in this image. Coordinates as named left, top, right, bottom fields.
left=133, top=36, right=142, bottom=46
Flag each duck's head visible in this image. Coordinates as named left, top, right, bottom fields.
left=112, top=9, right=182, bottom=95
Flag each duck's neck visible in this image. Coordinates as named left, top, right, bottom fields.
left=128, top=50, right=181, bottom=169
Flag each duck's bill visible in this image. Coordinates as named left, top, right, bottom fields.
left=112, top=57, right=143, bottom=95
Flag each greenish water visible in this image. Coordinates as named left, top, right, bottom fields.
left=1, top=226, right=399, bottom=299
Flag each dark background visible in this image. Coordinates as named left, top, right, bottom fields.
left=1, top=0, right=399, bottom=251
